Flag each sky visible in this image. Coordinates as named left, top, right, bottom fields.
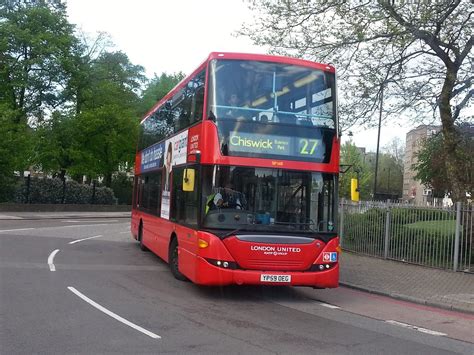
left=65, top=0, right=411, bottom=152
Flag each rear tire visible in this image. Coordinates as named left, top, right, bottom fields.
left=138, top=223, right=148, bottom=251
left=169, top=237, right=187, bottom=281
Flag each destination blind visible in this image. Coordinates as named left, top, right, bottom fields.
left=228, top=131, right=324, bottom=159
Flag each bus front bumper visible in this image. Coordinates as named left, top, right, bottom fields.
left=193, top=256, right=339, bottom=288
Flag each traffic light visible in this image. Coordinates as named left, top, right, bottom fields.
left=351, top=178, right=359, bottom=201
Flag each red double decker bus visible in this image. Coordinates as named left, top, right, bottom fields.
left=131, top=52, right=340, bottom=287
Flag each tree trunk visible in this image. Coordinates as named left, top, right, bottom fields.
left=59, top=169, right=66, bottom=181
left=438, top=67, right=467, bottom=203
left=104, top=173, right=112, bottom=188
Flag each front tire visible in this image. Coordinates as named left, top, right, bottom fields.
left=169, top=238, right=187, bottom=281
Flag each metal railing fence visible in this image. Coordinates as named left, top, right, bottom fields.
left=339, top=200, right=473, bottom=273
left=458, top=205, right=474, bottom=272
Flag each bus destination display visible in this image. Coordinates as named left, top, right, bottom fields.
left=228, top=132, right=323, bottom=159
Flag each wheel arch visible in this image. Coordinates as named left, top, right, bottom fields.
left=168, top=231, right=178, bottom=261
left=138, top=219, right=144, bottom=240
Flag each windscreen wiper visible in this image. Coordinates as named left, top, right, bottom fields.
left=222, top=225, right=259, bottom=238
left=273, top=221, right=317, bottom=232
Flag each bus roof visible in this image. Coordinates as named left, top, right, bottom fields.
left=207, top=52, right=335, bottom=72
left=141, top=52, right=335, bottom=124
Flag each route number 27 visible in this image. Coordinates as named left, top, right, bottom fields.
left=299, top=139, right=319, bottom=155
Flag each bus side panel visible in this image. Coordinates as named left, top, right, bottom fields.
left=139, top=213, right=174, bottom=262
left=178, top=247, right=198, bottom=282
left=175, top=224, right=199, bottom=282
left=153, top=217, right=175, bottom=262
left=141, top=213, right=156, bottom=252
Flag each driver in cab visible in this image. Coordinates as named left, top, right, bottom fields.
left=206, top=184, right=242, bottom=213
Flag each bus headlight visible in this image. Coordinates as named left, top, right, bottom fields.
left=205, top=258, right=238, bottom=270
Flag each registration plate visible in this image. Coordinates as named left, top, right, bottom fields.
left=260, top=274, right=291, bottom=283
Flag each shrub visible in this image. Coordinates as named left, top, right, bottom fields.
left=0, top=175, right=18, bottom=202
left=110, top=173, right=133, bottom=205
left=343, top=209, right=386, bottom=256
left=14, top=177, right=117, bottom=205
left=390, top=207, right=454, bottom=225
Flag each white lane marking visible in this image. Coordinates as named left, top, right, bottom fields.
left=385, top=320, right=447, bottom=336
left=63, top=220, right=118, bottom=223
left=67, top=287, right=161, bottom=339
left=0, top=223, right=123, bottom=233
left=0, top=228, right=34, bottom=233
left=0, top=214, right=23, bottom=220
left=69, top=235, right=103, bottom=245
left=48, top=249, right=60, bottom=271
left=119, top=231, right=130, bottom=234
left=318, top=302, right=340, bottom=309
left=61, top=224, right=107, bottom=229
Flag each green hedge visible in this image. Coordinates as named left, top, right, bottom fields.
left=110, top=173, right=133, bottom=205
left=15, top=178, right=117, bottom=205
left=343, top=208, right=386, bottom=255
left=390, top=207, right=454, bottom=225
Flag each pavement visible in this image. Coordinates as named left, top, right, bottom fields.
left=1, top=210, right=473, bottom=314
left=340, top=252, right=474, bottom=314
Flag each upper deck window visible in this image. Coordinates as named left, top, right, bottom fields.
left=208, top=60, right=336, bottom=162
left=208, top=59, right=335, bottom=128
left=138, top=69, right=205, bottom=151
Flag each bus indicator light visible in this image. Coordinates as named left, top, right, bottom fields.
left=198, top=239, right=209, bottom=249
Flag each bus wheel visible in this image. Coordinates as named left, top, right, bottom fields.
left=169, top=237, right=187, bottom=281
left=138, top=222, right=148, bottom=252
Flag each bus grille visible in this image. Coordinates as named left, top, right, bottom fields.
left=246, top=259, right=305, bottom=270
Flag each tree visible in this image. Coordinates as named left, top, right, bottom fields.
left=339, top=142, right=372, bottom=200
left=414, top=128, right=473, bottom=198
left=0, top=0, right=76, bottom=198
left=0, top=104, right=30, bottom=201
left=64, top=31, right=114, bottom=116
left=376, top=153, right=404, bottom=197
left=241, top=1, right=473, bottom=202
left=0, top=0, right=76, bottom=122
left=378, top=138, right=405, bottom=197
left=140, top=72, right=185, bottom=116
left=70, top=51, right=145, bottom=186
left=1, top=2, right=150, bottom=196
left=383, top=137, right=405, bottom=169
left=33, top=112, right=76, bottom=180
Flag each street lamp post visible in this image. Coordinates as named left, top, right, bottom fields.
left=373, top=84, right=384, bottom=200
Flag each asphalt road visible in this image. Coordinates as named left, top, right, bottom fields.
left=1, top=218, right=473, bottom=354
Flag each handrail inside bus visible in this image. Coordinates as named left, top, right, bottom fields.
left=213, top=105, right=333, bottom=120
